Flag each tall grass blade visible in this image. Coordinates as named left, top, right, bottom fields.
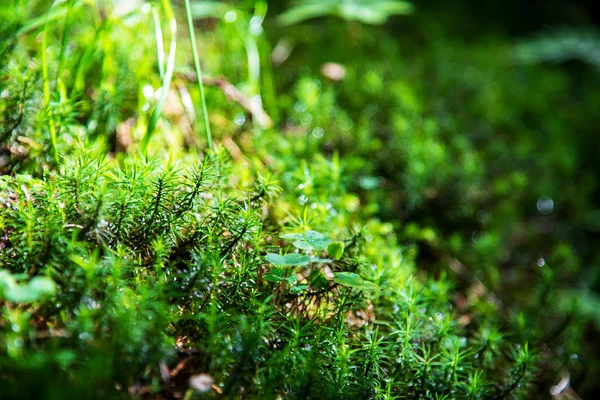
left=184, top=0, right=213, bottom=148
left=141, top=0, right=177, bottom=153
left=41, top=0, right=60, bottom=163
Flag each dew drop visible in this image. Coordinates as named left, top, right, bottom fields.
left=537, top=196, right=554, bottom=215
left=233, top=113, right=246, bottom=126
left=537, top=258, right=546, bottom=267
left=224, top=10, right=237, bottom=23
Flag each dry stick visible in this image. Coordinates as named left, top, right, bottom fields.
left=179, top=72, right=273, bottom=130
left=441, top=253, right=503, bottom=309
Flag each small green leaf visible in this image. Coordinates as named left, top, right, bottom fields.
left=283, top=253, right=311, bottom=266
left=265, top=253, right=311, bottom=267
left=309, top=269, right=329, bottom=289
left=334, top=272, right=378, bottom=290
left=265, top=253, right=286, bottom=266
left=280, top=232, right=305, bottom=240
left=310, top=257, right=333, bottom=263
left=0, top=270, right=56, bottom=303
left=284, top=230, right=332, bottom=251
left=28, top=277, right=56, bottom=296
left=290, top=284, right=308, bottom=294
left=264, top=267, right=286, bottom=282
left=327, top=241, right=344, bottom=260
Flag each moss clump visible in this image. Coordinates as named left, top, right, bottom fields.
left=2, top=0, right=600, bottom=398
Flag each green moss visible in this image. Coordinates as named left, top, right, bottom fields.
left=1, top=0, right=600, bottom=398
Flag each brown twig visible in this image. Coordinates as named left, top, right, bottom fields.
left=178, top=72, right=272, bottom=129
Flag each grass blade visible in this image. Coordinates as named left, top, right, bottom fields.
left=141, top=0, right=177, bottom=153
left=184, top=0, right=213, bottom=148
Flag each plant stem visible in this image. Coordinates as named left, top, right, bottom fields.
left=141, top=0, right=177, bottom=154
left=152, top=7, right=165, bottom=80
left=41, top=0, right=60, bottom=163
left=57, top=0, right=77, bottom=82
left=183, top=0, right=213, bottom=149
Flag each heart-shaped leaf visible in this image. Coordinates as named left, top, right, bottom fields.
left=265, top=253, right=311, bottom=267
left=282, top=253, right=312, bottom=266
left=309, top=269, right=329, bottom=289
left=290, top=284, right=308, bottom=294
left=264, top=267, right=286, bottom=282
left=327, top=241, right=344, bottom=260
left=265, top=253, right=286, bottom=266
left=264, top=267, right=299, bottom=284
left=282, top=230, right=332, bottom=251
left=334, top=272, right=378, bottom=290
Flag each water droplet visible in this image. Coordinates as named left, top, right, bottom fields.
left=224, top=10, right=237, bottom=23
left=476, top=210, right=490, bottom=223
left=537, top=258, right=546, bottom=267
left=298, top=195, right=308, bottom=205
left=312, top=127, right=325, bottom=138
left=249, top=16, right=263, bottom=35
left=294, top=101, right=307, bottom=113
left=300, top=113, right=313, bottom=124
left=234, top=113, right=246, bottom=126
left=537, top=196, right=554, bottom=215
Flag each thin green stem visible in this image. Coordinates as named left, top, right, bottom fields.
left=57, top=0, right=77, bottom=82
left=41, top=0, right=60, bottom=163
left=141, top=0, right=177, bottom=153
left=17, top=5, right=69, bottom=36
left=152, top=7, right=165, bottom=80
left=183, top=0, right=213, bottom=148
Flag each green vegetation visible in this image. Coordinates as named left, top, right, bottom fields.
left=1, top=0, right=599, bottom=399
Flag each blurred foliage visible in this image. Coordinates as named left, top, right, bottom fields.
left=1, top=0, right=600, bottom=399
left=515, top=27, right=600, bottom=71
left=278, top=0, right=413, bottom=26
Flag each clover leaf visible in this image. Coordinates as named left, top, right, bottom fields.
left=265, top=253, right=311, bottom=267
left=327, top=241, right=344, bottom=260
left=309, top=269, right=329, bottom=289
left=264, top=267, right=299, bottom=284
left=281, top=230, right=332, bottom=251
left=333, top=272, right=378, bottom=290
left=290, top=284, right=308, bottom=294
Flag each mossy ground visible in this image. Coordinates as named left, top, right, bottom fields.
left=1, top=1, right=600, bottom=399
